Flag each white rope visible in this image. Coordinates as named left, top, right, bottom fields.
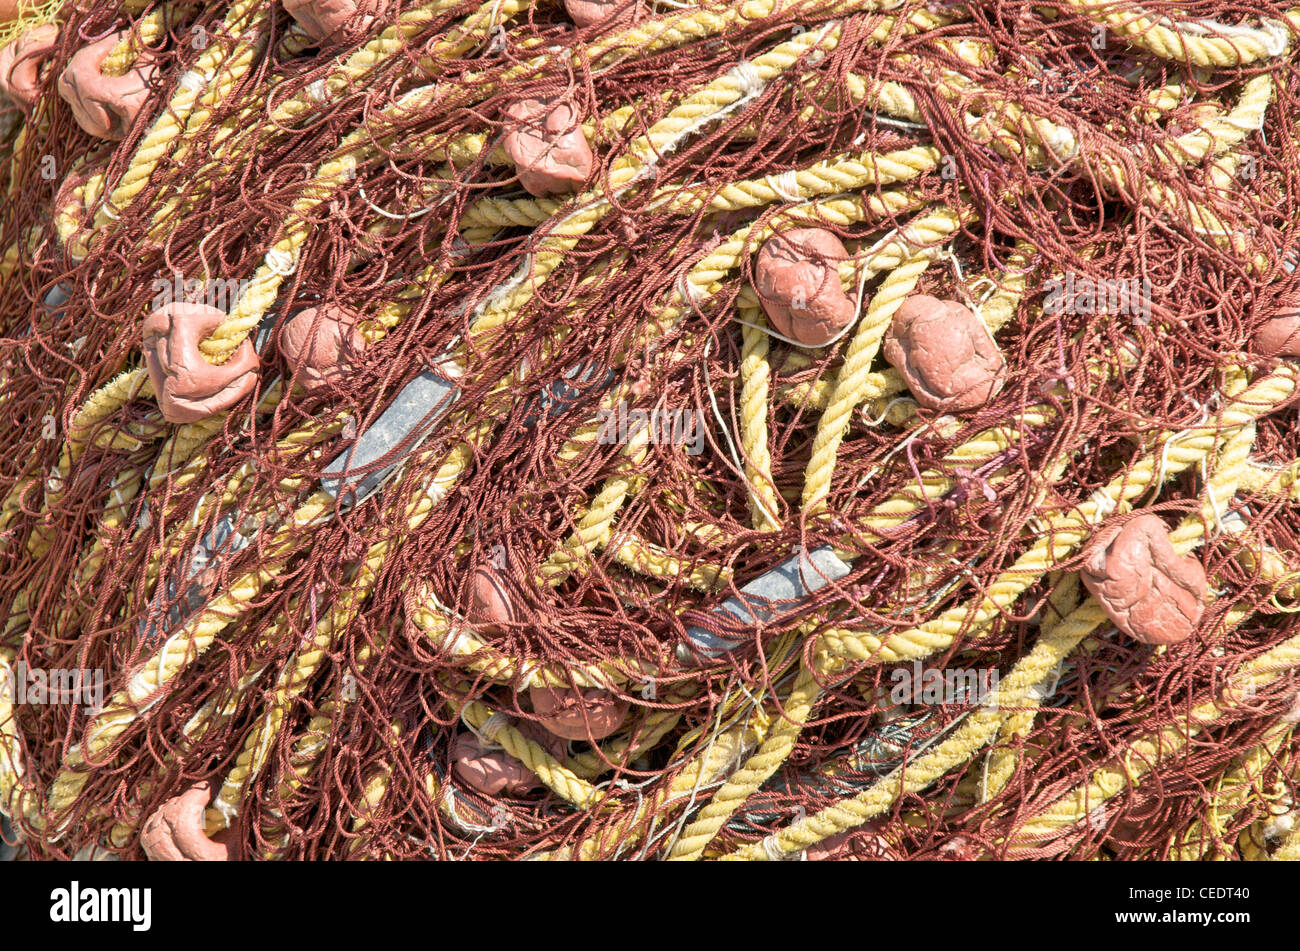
left=264, top=247, right=299, bottom=277
left=1184, top=17, right=1290, bottom=57
left=761, top=832, right=790, bottom=860
left=728, top=60, right=763, bottom=98
left=178, top=69, right=213, bottom=94
left=480, top=712, right=508, bottom=743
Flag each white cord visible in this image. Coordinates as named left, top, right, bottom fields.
left=264, top=247, right=299, bottom=277
left=765, top=170, right=802, bottom=203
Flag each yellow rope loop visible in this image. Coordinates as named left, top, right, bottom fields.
left=409, top=591, right=650, bottom=690
left=473, top=40, right=837, bottom=337
left=66, top=368, right=153, bottom=461
left=1063, top=1, right=1295, bottom=68
left=548, top=702, right=771, bottom=860
left=473, top=22, right=852, bottom=345
left=462, top=702, right=601, bottom=809
left=738, top=308, right=781, bottom=531
left=148, top=416, right=227, bottom=492
left=1158, top=76, right=1275, bottom=168
left=53, top=165, right=108, bottom=260
left=778, top=366, right=904, bottom=412
left=100, top=5, right=183, bottom=79
left=95, top=0, right=270, bottom=231
left=566, top=707, right=684, bottom=781
left=668, top=659, right=822, bottom=860
left=334, top=722, right=404, bottom=855
left=800, top=221, right=960, bottom=516
left=25, top=369, right=153, bottom=559
left=541, top=432, right=650, bottom=582
left=723, top=595, right=1115, bottom=860
left=608, top=530, right=730, bottom=591
left=687, top=190, right=920, bottom=317
left=855, top=366, right=1296, bottom=665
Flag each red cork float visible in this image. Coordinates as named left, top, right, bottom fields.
left=804, top=823, right=898, bottom=861
left=883, top=294, right=1005, bottom=412
left=565, top=0, right=645, bottom=28
left=467, top=564, right=519, bottom=635
left=140, top=782, right=233, bottom=861
left=56, top=30, right=159, bottom=140
left=53, top=158, right=99, bottom=240
left=1252, top=285, right=1300, bottom=358
left=1081, top=513, right=1207, bottom=646
left=529, top=685, right=629, bottom=741
left=142, top=302, right=259, bottom=423
left=283, top=0, right=391, bottom=43
left=755, top=227, right=857, bottom=347
left=502, top=97, right=594, bottom=198
left=0, top=24, right=58, bottom=109
left=279, top=303, right=366, bottom=390
left=450, top=726, right=567, bottom=797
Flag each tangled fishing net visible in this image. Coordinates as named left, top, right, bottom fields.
left=3, top=0, right=1300, bottom=862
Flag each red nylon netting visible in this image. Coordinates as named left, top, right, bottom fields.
left=1, top=0, right=1299, bottom=860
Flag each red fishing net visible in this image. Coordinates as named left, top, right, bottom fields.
left=0, top=0, right=1299, bottom=861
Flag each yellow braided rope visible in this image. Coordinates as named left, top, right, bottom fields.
left=739, top=308, right=781, bottom=531
left=668, top=659, right=822, bottom=859
left=1007, top=613, right=1300, bottom=850
left=462, top=701, right=601, bottom=808
left=93, top=0, right=270, bottom=231
left=38, top=427, right=484, bottom=826
left=834, top=367, right=1295, bottom=666
left=724, top=371, right=1269, bottom=859
left=802, top=248, right=943, bottom=515
left=1063, top=1, right=1295, bottom=68
left=978, top=572, right=1081, bottom=803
